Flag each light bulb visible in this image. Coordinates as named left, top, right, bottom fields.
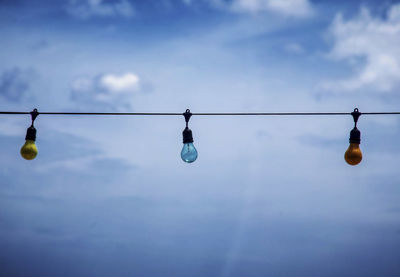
left=181, top=126, right=198, bottom=163
left=21, top=125, right=38, bottom=160
left=20, top=140, right=38, bottom=160
left=344, top=126, right=362, bottom=166
left=344, top=143, right=362, bottom=166
left=181, top=142, right=198, bottom=163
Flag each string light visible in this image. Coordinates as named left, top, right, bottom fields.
left=20, top=109, right=39, bottom=160
left=1, top=108, right=400, bottom=165
left=181, top=109, right=198, bottom=163
left=344, top=108, right=362, bottom=166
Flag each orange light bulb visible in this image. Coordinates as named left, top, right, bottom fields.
left=344, top=142, right=362, bottom=166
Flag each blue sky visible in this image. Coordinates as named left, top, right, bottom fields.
left=1, top=0, right=400, bottom=276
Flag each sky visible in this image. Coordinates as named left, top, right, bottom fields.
left=1, top=0, right=400, bottom=276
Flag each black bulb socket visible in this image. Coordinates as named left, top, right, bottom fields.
left=182, top=127, right=194, bottom=144
left=349, top=127, right=361, bottom=144
left=25, top=126, right=37, bottom=141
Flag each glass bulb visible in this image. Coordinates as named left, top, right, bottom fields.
left=344, top=143, right=362, bottom=166
left=20, top=140, right=38, bottom=160
left=181, top=143, right=198, bottom=163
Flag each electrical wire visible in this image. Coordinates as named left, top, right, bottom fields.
left=1, top=111, right=400, bottom=116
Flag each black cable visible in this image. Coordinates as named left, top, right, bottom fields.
left=1, top=111, right=400, bottom=116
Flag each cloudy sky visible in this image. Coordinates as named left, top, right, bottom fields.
left=1, top=0, right=400, bottom=276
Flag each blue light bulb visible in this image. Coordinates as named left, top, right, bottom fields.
left=181, top=142, right=198, bottom=163
left=181, top=109, right=197, bottom=163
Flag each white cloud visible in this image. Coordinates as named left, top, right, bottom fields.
left=99, top=73, right=140, bottom=93
left=322, top=5, right=400, bottom=92
left=230, top=0, right=313, bottom=17
left=71, top=72, right=140, bottom=108
left=182, top=0, right=312, bottom=17
left=67, top=0, right=134, bottom=19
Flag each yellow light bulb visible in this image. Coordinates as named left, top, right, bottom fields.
left=20, top=140, right=38, bottom=160
left=344, top=143, right=362, bottom=166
